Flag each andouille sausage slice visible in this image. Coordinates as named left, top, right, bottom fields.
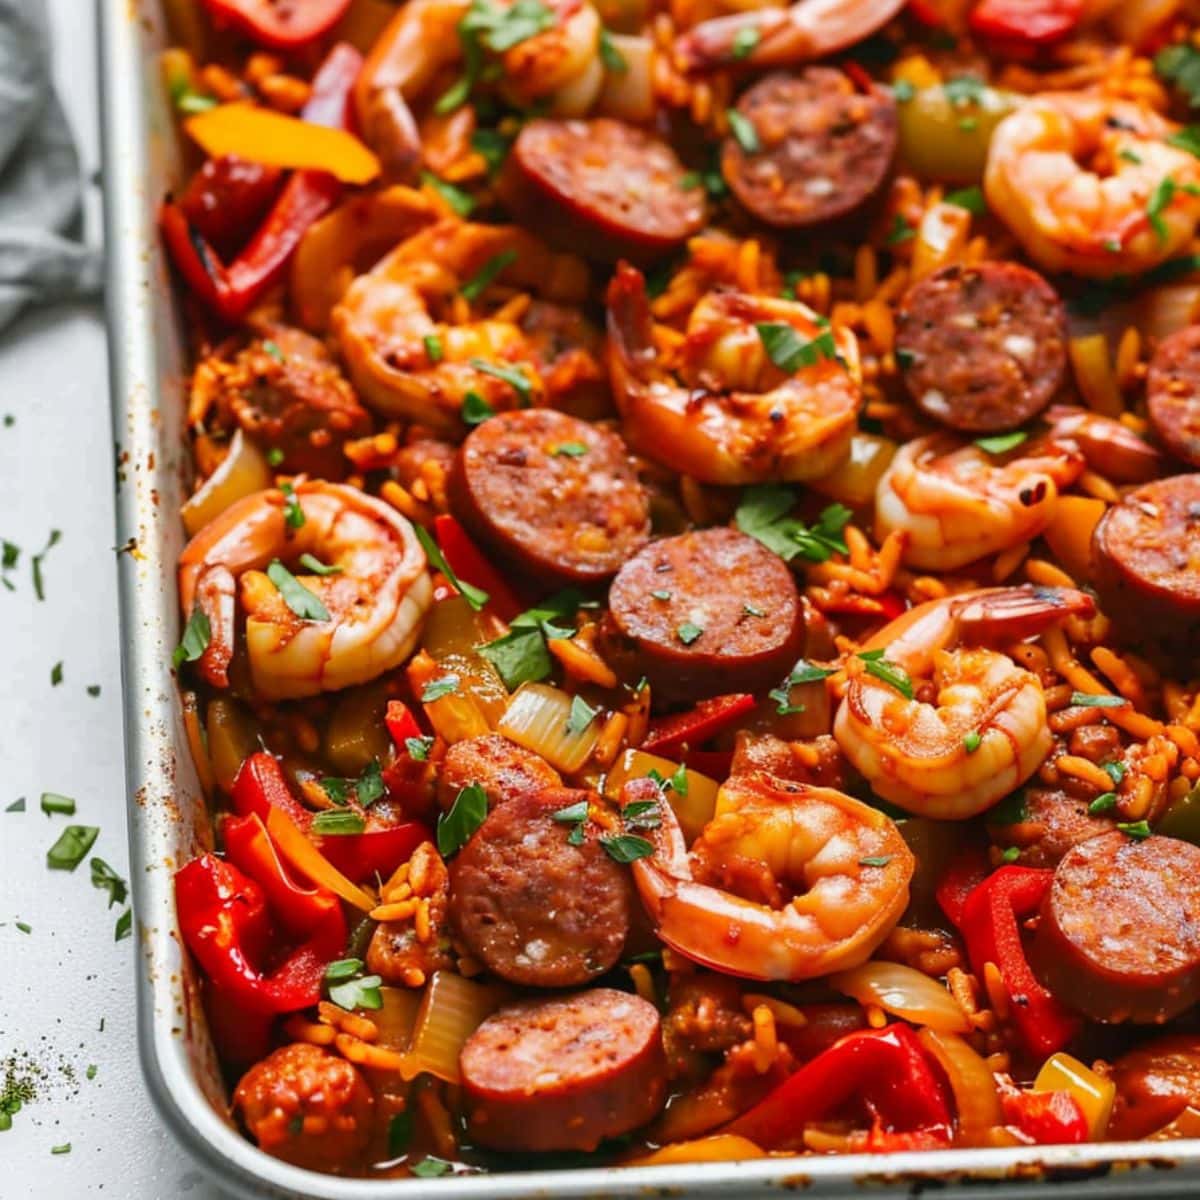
left=985, top=787, right=1113, bottom=869
left=1032, top=832, right=1200, bottom=1023
left=499, top=118, right=705, bottom=263
left=436, top=733, right=562, bottom=812
left=602, top=527, right=805, bottom=706
left=448, top=788, right=632, bottom=987
left=449, top=408, right=650, bottom=587
left=1091, top=474, right=1200, bottom=665
left=1147, top=323, right=1200, bottom=466
left=721, top=69, right=897, bottom=230
left=1109, top=1036, right=1200, bottom=1140
left=460, top=989, right=667, bottom=1152
left=895, top=262, right=1068, bottom=433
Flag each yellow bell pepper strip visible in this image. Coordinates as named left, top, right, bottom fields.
left=1032, top=1052, right=1115, bottom=1141
left=185, top=102, right=381, bottom=185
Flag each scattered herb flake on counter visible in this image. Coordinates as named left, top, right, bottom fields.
left=2, top=414, right=12, bottom=426
left=461, top=390, right=494, bottom=426
left=267, top=560, right=331, bottom=622
left=86, top=684, right=100, bottom=697
left=727, top=108, right=760, bottom=154
left=90, top=858, right=128, bottom=908
left=975, top=431, right=1027, bottom=455
left=280, top=482, right=306, bottom=530
left=298, top=553, right=342, bottom=576
left=172, top=608, right=211, bottom=669
left=437, top=783, right=488, bottom=856
left=85, top=1066, right=97, bottom=1081
left=599, top=28, right=628, bottom=71
left=310, top=809, right=366, bottom=836
left=1070, top=691, right=1127, bottom=708
left=46, top=825, right=99, bottom=871
left=50, top=661, right=63, bottom=686
left=565, top=694, right=598, bottom=735
left=50, top=1143, right=70, bottom=1155
left=857, top=649, right=914, bottom=699
left=421, top=172, right=474, bottom=217
left=461, top=249, right=518, bottom=301
left=15, top=922, right=30, bottom=934
left=6, top=798, right=25, bottom=813
left=40, top=793, right=75, bottom=816
left=421, top=674, right=460, bottom=703
left=31, top=529, right=61, bottom=601
left=600, top=833, right=654, bottom=864
left=115, top=909, right=132, bottom=942
left=415, top=525, right=489, bottom=612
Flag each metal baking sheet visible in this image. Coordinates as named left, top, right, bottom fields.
left=96, top=0, right=1200, bottom=1194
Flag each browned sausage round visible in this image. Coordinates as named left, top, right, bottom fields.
left=1109, top=1036, right=1200, bottom=1140
left=1032, top=831, right=1200, bottom=1023
left=895, top=262, right=1068, bottom=433
left=1147, top=323, right=1200, bottom=466
left=233, top=1043, right=374, bottom=1172
left=449, top=788, right=632, bottom=987
left=499, top=118, right=705, bottom=263
left=460, top=989, right=667, bottom=1151
left=436, top=733, right=562, bottom=812
left=985, top=787, right=1113, bottom=869
left=1091, top=474, right=1200, bottom=665
left=602, top=527, right=805, bottom=706
left=449, top=408, right=650, bottom=587
left=721, top=69, right=897, bottom=230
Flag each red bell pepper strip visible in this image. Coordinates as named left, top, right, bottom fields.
left=969, top=0, right=1084, bottom=47
left=432, top=514, right=525, bottom=622
left=202, top=979, right=275, bottom=1069
left=935, top=846, right=992, bottom=928
left=175, top=853, right=345, bottom=1014
left=676, top=748, right=733, bottom=779
left=201, top=0, right=354, bottom=50
left=957, top=866, right=1079, bottom=1057
left=231, top=751, right=312, bottom=828
left=384, top=699, right=423, bottom=749
left=160, top=43, right=361, bottom=322
left=641, top=694, right=757, bottom=757
left=728, top=1025, right=953, bottom=1148
left=1001, top=1087, right=1089, bottom=1144
left=178, top=155, right=284, bottom=257
left=223, top=812, right=341, bottom=939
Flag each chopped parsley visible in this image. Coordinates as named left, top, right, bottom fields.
left=886, top=213, right=915, bottom=245
left=469, top=357, right=532, bottom=403
left=859, top=855, right=893, bottom=868
left=676, top=622, right=703, bottom=645
left=857, top=648, right=914, bottom=699
left=471, top=128, right=511, bottom=174
left=623, top=799, right=664, bottom=830
left=46, top=825, right=100, bottom=872
left=651, top=589, right=672, bottom=601
left=460, top=249, right=518, bottom=301
left=413, top=524, right=489, bottom=612
left=1088, top=791, right=1118, bottom=815
left=262, top=339, right=285, bottom=364
left=975, top=430, right=1027, bottom=455
left=1117, top=819, right=1152, bottom=841
left=411, top=1158, right=453, bottom=1178
left=769, top=661, right=834, bottom=715
left=599, top=28, right=627, bottom=72
left=1168, top=126, right=1200, bottom=158
left=31, top=528, right=61, bottom=601
left=893, top=79, right=915, bottom=103
left=388, top=1111, right=413, bottom=1157
left=279, top=481, right=305, bottom=530
left=420, top=171, right=475, bottom=217
left=423, top=333, right=445, bottom=363
left=1118, top=147, right=1144, bottom=165
left=1000, top=846, right=1021, bottom=863
left=1156, top=42, right=1200, bottom=109
left=552, top=799, right=590, bottom=825
left=963, top=730, right=982, bottom=754
left=1102, top=760, right=1127, bottom=787
left=421, top=675, right=460, bottom=703
left=49, top=661, right=62, bottom=687
left=735, top=486, right=852, bottom=564
left=172, top=607, right=211, bottom=670
left=565, top=694, right=598, bottom=736
left=944, top=185, right=986, bottom=214
left=1148, top=177, right=1177, bottom=243
left=297, top=553, right=342, bottom=576
left=727, top=109, right=760, bottom=155
left=90, top=858, right=128, bottom=909
left=599, top=833, right=655, bottom=863
left=310, top=809, right=367, bottom=836
left=437, top=783, right=488, bottom=856
left=988, top=790, right=1028, bottom=825
left=40, top=793, right=75, bottom=816
left=266, top=560, right=331, bottom=622
left=943, top=75, right=986, bottom=106
left=1069, top=691, right=1127, bottom=709
left=326, top=958, right=383, bottom=1011
left=731, top=26, right=760, bottom=60
left=405, top=736, right=434, bottom=762
left=266, top=447, right=284, bottom=467
left=115, top=908, right=133, bottom=941
left=478, top=589, right=583, bottom=688
left=461, top=390, right=495, bottom=426
left=551, top=442, right=588, bottom=457
left=756, top=322, right=841, bottom=373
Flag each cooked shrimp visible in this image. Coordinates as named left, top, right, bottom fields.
left=606, top=261, right=861, bottom=484
left=985, top=93, right=1200, bottom=278
left=675, top=0, right=905, bottom=70
left=178, top=483, right=432, bottom=700
left=499, top=0, right=604, bottom=114
left=1043, top=404, right=1167, bottom=483
left=332, top=219, right=590, bottom=435
left=875, top=433, right=1083, bottom=571
left=620, top=773, right=914, bottom=982
left=834, top=585, right=1095, bottom=820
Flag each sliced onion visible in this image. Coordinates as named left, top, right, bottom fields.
left=498, top=682, right=600, bottom=773
left=918, top=1028, right=1002, bottom=1146
left=830, top=962, right=971, bottom=1033
left=550, top=56, right=606, bottom=117
left=810, top=432, right=898, bottom=509
left=595, top=35, right=655, bottom=123
left=1134, top=282, right=1200, bottom=343
left=1068, top=333, right=1123, bottom=418
left=400, top=971, right=509, bottom=1083
left=181, top=429, right=273, bottom=536
left=603, top=748, right=719, bottom=844
left=374, top=986, right=422, bottom=1051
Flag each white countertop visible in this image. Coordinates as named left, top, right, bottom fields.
left=0, top=2, right=223, bottom=1195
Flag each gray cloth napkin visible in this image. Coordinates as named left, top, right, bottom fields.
left=0, top=0, right=101, bottom=329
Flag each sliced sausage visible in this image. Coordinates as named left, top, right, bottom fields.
left=233, top=1043, right=373, bottom=1172
left=448, top=788, right=632, bottom=987
left=1109, top=1036, right=1200, bottom=1140
left=1091, top=474, right=1200, bottom=666
left=449, top=408, right=650, bottom=587
left=460, top=988, right=667, bottom=1152
left=499, top=118, right=705, bottom=263
left=1147, top=323, right=1200, bottom=466
left=602, top=527, right=805, bottom=706
left=895, top=262, right=1068, bottom=433
left=985, top=787, right=1113, bottom=869
left=721, top=69, right=897, bottom=230
left=436, top=733, right=561, bottom=812
left=1032, top=832, right=1200, bottom=1023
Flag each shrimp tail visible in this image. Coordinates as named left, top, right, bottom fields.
left=954, top=585, right=1095, bottom=643
left=193, top=564, right=236, bottom=689
left=605, top=261, right=658, bottom=399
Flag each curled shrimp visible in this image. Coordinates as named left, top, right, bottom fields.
left=620, top=773, right=914, bottom=982
left=985, top=92, right=1200, bottom=279
left=606, top=261, right=861, bottom=484
left=875, top=433, right=1083, bottom=571
left=675, top=0, right=906, bottom=71
left=332, top=219, right=590, bottom=435
left=1042, top=404, right=1168, bottom=483
left=178, top=483, right=432, bottom=700
left=834, top=585, right=1095, bottom=820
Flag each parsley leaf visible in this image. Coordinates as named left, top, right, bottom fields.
left=414, top=524, right=489, bottom=612
left=1069, top=691, right=1127, bottom=709
left=599, top=28, right=627, bottom=72
left=478, top=624, right=552, bottom=689
left=327, top=960, right=383, bottom=1011
left=469, top=357, right=532, bottom=403
left=279, top=481, right=306, bottom=530
left=975, top=431, right=1027, bottom=455
left=421, top=171, right=475, bottom=217
left=267, top=560, right=331, bottom=622
left=731, top=26, right=760, bottom=59
left=461, top=390, right=495, bottom=426
left=727, top=108, right=760, bottom=154
left=756, top=322, right=841, bottom=373
left=1149, top=176, right=1177, bottom=243
left=600, top=833, right=655, bottom=863
left=298, top=553, right=342, bottom=576
left=565, top=694, right=598, bottom=736
left=461, top=249, right=518, bottom=301
left=172, top=607, right=211, bottom=670
left=768, top=661, right=834, bottom=714
left=1168, top=126, right=1200, bottom=157
left=405, top=736, right=434, bottom=762
left=47, top=825, right=100, bottom=871
left=676, top=622, right=703, bottom=645
left=1088, top=791, right=1118, bottom=814
left=437, top=783, right=488, bottom=856
left=310, top=809, right=366, bottom=835
left=944, top=185, right=986, bottom=214
left=552, top=442, right=588, bottom=457
left=421, top=675, right=460, bottom=703
left=859, top=855, right=893, bottom=868
left=90, top=858, right=128, bottom=909
left=857, top=648, right=914, bottom=699
left=1156, top=42, right=1200, bottom=109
